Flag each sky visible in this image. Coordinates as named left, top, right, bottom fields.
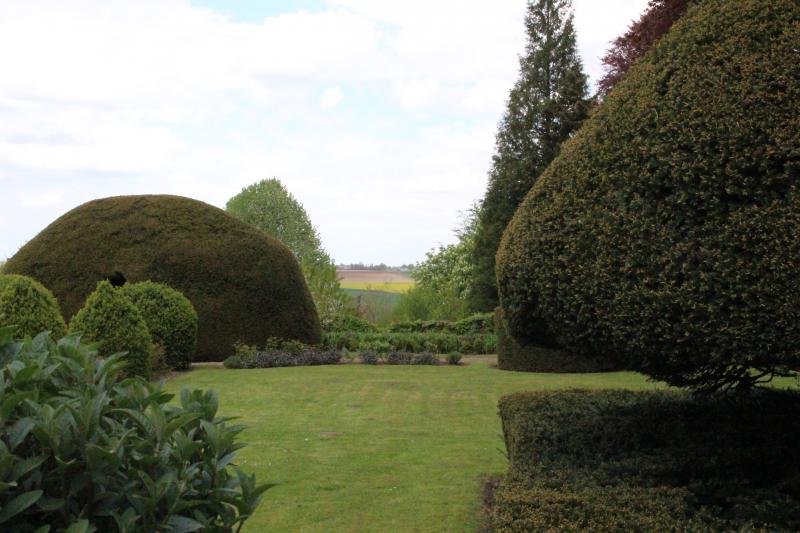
left=0, top=0, right=649, bottom=265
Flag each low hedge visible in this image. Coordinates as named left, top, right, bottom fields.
left=495, top=307, right=618, bottom=372
left=0, top=327, right=267, bottom=531
left=322, top=331, right=496, bottom=355
left=388, top=313, right=493, bottom=335
left=488, top=389, right=800, bottom=531
left=0, top=274, right=67, bottom=339
left=224, top=346, right=342, bottom=369
left=320, top=313, right=377, bottom=333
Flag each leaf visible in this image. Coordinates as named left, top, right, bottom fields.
left=166, top=514, right=205, bottom=533
left=8, top=417, right=35, bottom=450
left=0, top=489, right=43, bottom=524
left=64, top=519, right=95, bottom=533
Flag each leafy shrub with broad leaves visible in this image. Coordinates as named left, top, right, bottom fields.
left=120, top=281, right=198, bottom=370
left=0, top=275, right=67, bottom=340
left=69, top=281, right=152, bottom=378
left=0, top=326, right=268, bottom=532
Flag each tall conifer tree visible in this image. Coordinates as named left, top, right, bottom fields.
left=469, top=0, right=589, bottom=311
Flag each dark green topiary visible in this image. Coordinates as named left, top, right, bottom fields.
left=0, top=274, right=67, bottom=339
left=5, top=195, right=321, bottom=361
left=120, top=281, right=198, bottom=370
left=69, top=281, right=153, bottom=377
left=495, top=307, right=616, bottom=373
left=497, top=0, right=800, bottom=391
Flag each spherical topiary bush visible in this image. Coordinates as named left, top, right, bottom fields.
left=120, top=281, right=198, bottom=370
left=4, top=195, right=321, bottom=361
left=69, top=281, right=153, bottom=377
left=0, top=274, right=67, bottom=339
left=496, top=0, right=800, bottom=391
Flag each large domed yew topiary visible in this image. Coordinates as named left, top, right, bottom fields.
left=496, top=0, right=800, bottom=391
left=5, top=195, right=321, bottom=361
left=0, top=274, right=67, bottom=339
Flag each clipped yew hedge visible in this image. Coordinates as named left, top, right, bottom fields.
left=0, top=274, right=66, bottom=339
left=5, top=195, right=321, bottom=360
left=489, top=390, right=800, bottom=531
left=496, top=0, right=800, bottom=391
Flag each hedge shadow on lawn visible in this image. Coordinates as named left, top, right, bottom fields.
left=488, top=389, right=800, bottom=531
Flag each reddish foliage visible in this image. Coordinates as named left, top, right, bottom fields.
left=598, top=0, right=691, bottom=96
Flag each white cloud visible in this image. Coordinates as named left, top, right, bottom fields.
left=319, top=87, right=344, bottom=109
left=0, top=0, right=649, bottom=264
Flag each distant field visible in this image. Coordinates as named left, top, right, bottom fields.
left=338, top=270, right=415, bottom=294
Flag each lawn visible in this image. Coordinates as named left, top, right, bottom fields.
left=166, top=362, right=664, bottom=532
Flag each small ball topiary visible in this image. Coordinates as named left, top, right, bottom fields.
left=496, top=0, right=800, bottom=391
left=69, top=281, right=153, bottom=377
left=121, top=281, right=198, bottom=370
left=0, top=274, right=67, bottom=339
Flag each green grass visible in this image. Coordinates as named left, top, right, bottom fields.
left=166, top=362, right=664, bottom=532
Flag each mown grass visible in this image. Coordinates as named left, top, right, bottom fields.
left=166, top=362, right=665, bottom=532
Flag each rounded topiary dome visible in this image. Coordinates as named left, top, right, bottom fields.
left=0, top=274, right=67, bottom=339
left=5, top=195, right=321, bottom=360
left=496, top=0, right=800, bottom=391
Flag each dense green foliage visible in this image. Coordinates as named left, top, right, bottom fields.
left=489, top=389, right=800, bottom=531
left=321, top=313, right=377, bottom=333
left=224, top=346, right=342, bottom=369
left=226, top=178, right=349, bottom=317
left=322, top=331, right=496, bottom=355
left=0, top=327, right=267, bottom=531
left=69, top=281, right=153, bottom=378
left=497, top=0, right=800, bottom=391
left=388, top=313, right=493, bottom=335
left=0, top=275, right=66, bottom=339
left=470, top=0, right=590, bottom=311
left=4, top=195, right=320, bottom=360
left=120, top=281, right=198, bottom=370
left=495, top=307, right=616, bottom=373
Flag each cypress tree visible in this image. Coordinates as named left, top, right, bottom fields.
left=470, top=0, right=589, bottom=311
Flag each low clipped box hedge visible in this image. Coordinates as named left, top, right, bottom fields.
left=496, top=0, right=800, bottom=391
left=69, top=281, right=153, bottom=378
left=488, top=390, right=800, bottom=531
left=121, top=281, right=198, bottom=370
left=0, top=274, right=66, bottom=339
left=0, top=327, right=267, bottom=531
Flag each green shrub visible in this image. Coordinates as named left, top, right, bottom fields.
left=0, top=274, right=67, bottom=339
left=411, top=352, right=440, bottom=366
left=494, top=307, right=616, bottom=372
left=4, top=194, right=321, bottom=361
left=120, top=281, right=197, bottom=370
left=321, top=331, right=493, bottom=355
left=0, top=327, right=267, bottom=531
left=69, top=281, right=153, bottom=378
left=489, top=389, right=800, bottom=531
left=321, top=313, right=377, bottom=333
left=496, top=0, right=800, bottom=391
left=230, top=347, right=342, bottom=369
left=447, top=352, right=463, bottom=365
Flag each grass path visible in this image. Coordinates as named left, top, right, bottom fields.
left=166, top=363, right=663, bottom=532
